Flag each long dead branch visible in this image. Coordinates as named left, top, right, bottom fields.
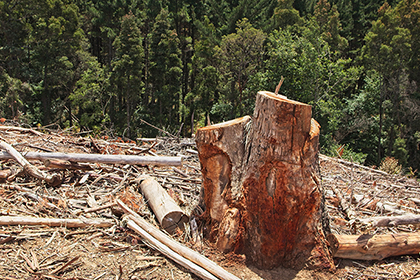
left=0, top=151, right=183, bottom=166
left=0, top=216, right=114, bottom=228
left=320, top=154, right=389, bottom=176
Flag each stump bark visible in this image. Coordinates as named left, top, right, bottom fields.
left=195, top=91, right=333, bottom=270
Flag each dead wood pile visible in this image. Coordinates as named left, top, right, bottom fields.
left=0, top=124, right=229, bottom=280
left=0, top=122, right=420, bottom=279
left=321, top=154, right=420, bottom=279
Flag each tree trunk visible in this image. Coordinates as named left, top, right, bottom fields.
left=195, top=91, right=333, bottom=270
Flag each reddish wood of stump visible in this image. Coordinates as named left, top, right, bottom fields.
left=195, top=92, right=333, bottom=270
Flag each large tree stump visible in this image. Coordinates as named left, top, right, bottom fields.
left=195, top=91, right=333, bottom=270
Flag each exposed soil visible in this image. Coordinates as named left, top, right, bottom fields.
left=0, top=124, right=419, bottom=279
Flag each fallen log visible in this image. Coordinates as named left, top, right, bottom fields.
left=0, top=140, right=61, bottom=186
left=0, top=216, right=114, bottom=228
left=328, top=232, right=420, bottom=260
left=139, top=177, right=189, bottom=234
left=196, top=91, right=333, bottom=270
left=117, top=200, right=240, bottom=280
left=0, top=151, right=183, bottom=166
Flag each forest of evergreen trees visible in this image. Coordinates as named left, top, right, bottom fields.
left=1, top=0, right=420, bottom=174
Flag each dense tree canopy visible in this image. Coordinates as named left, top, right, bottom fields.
left=1, top=0, right=420, bottom=175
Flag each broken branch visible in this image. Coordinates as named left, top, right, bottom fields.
left=0, top=140, right=61, bottom=186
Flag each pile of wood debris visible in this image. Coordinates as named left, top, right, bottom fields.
left=321, top=155, right=420, bottom=279
left=0, top=123, right=420, bottom=279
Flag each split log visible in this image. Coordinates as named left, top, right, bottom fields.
left=195, top=91, right=333, bottom=270
left=0, top=151, right=183, bottom=166
left=139, top=177, right=189, bottom=234
left=117, top=199, right=241, bottom=280
left=0, top=140, right=61, bottom=186
left=0, top=216, right=114, bottom=228
left=328, top=233, right=420, bottom=260
left=195, top=116, right=251, bottom=223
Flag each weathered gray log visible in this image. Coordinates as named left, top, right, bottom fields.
left=139, top=177, right=189, bottom=234
left=0, top=140, right=61, bottom=186
left=0, top=216, right=114, bottom=228
left=0, top=151, right=183, bottom=166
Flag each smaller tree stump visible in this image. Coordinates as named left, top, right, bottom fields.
left=195, top=116, right=251, bottom=252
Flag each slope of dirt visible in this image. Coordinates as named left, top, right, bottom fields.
left=0, top=124, right=419, bottom=280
